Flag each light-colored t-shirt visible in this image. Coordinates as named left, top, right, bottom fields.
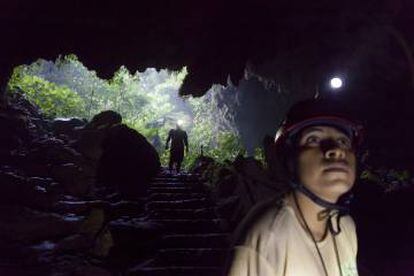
left=229, top=200, right=358, bottom=276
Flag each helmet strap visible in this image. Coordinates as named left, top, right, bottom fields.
left=289, top=181, right=350, bottom=217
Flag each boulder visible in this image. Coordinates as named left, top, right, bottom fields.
left=53, top=200, right=111, bottom=215
left=38, top=254, right=112, bottom=276
left=0, top=107, right=30, bottom=153
left=53, top=208, right=113, bottom=257
left=0, top=171, right=58, bottom=210
left=96, top=124, right=160, bottom=198
left=75, top=128, right=106, bottom=162
left=5, top=91, right=49, bottom=139
left=108, top=219, right=163, bottom=266
left=86, top=110, right=122, bottom=130
left=52, top=117, right=86, bottom=140
left=73, top=111, right=122, bottom=164
left=78, top=208, right=105, bottom=236
left=27, top=138, right=83, bottom=165
left=49, top=163, right=92, bottom=197
left=107, top=200, right=146, bottom=218
left=18, top=137, right=86, bottom=179
left=0, top=205, right=83, bottom=244
left=52, top=229, right=113, bottom=258
left=52, top=234, right=94, bottom=254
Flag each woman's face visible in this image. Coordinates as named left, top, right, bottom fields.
left=296, top=125, right=356, bottom=203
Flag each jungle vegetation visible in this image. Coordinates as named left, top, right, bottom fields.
left=7, top=54, right=252, bottom=168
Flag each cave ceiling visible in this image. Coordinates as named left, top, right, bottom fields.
left=0, top=0, right=413, bottom=96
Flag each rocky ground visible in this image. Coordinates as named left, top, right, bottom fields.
left=0, top=91, right=161, bottom=275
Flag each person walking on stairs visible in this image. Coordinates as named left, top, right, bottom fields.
left=166, top=121, right=189, bottom=174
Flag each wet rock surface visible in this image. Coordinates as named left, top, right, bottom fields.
left=0, top=92, right=163, bottom=275
left=52, top=117, right=86, bottom=140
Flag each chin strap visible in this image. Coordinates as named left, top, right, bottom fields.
left=289, top=181, right=353, bottom=235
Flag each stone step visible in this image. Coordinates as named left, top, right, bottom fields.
left=153, top=248, right=228, bottom=266
left=147, top=198, right=210, bottom=209
left=161, top=233, right=230, bottom=248
left=151, top=178, right=198, bottom=184
left=149, top=207, right=216, bottom=219
left=128, top=265, right=223, bottom=276
left=149, top=184, right=189, bottom=190
left=152, top=176, right=198, bottom=181
left=150, top=182, right=199, bottom=187
left=152, top=180, right=199, bottom=184
left=150, top=182, right=202, bottom=188
left=152, top=177, right=181, bottom=182
left=150, top=219, right=227, bottom=233
left=148, top=187, right=198, bottom=193
left=149, top=186, right=201, bottom=191
left=151, top=178, right=184, bottom=183
left=148, top=192, right=206, bottom=201
left=154, top=173, right=200, bottom=179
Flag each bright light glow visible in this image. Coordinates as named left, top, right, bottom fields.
left=177, top=119, right=184, bottom=126
left=330, top=77, right=343, bottom=89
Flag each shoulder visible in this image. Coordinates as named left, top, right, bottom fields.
left=338, top=215, right=358, bottom=254
left=234, top=196, right=289, bottom=247
left=340, top=215, right=356, bottom=234
left=229, top=197, right=291, bottom=274
left=228, top=245, right=279, bottom=276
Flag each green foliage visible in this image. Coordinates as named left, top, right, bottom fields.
left=254, top=147, right=265, bottom=165
left=208, top=132, right=244, bottom=162
left=8, top=67, right=86, bottom=118
left=109, top=66, right=143, bottom=115
left=7, top=55, right=266, bottom=169
left=361, top=167, right=412, bottom=192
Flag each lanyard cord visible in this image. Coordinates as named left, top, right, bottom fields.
left=332, top=228, right=344, bottom=276
left=293, top=192, right=344, bottom=276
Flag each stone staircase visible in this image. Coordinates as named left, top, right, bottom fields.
left=129, top=171, right=230, bottom=275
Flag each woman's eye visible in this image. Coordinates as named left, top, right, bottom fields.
left=337, top=137, right=351, bottom=147
left=305, top=136, right=320, bottom=144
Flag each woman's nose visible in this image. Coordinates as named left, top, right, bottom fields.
left=321, top=139, right=346, bottom=160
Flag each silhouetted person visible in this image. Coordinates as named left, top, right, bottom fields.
left=165, top=123, right=188, bottom=174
